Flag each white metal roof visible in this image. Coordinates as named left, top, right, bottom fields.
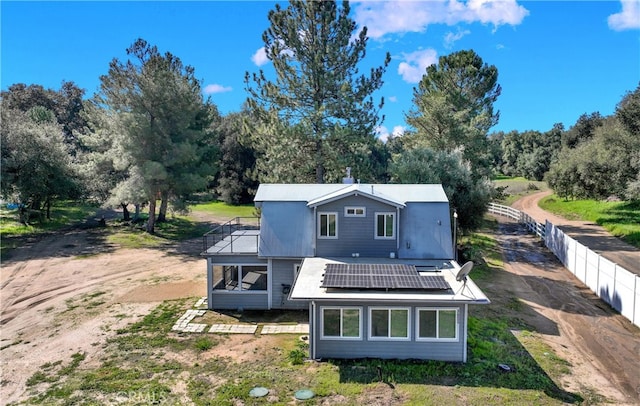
left=289, top=257, right=490, bottom=304
left=254, top=184, right=449, bottom=204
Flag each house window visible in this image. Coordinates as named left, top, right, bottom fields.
left=369, top=307, right=410, bottom=340
left=318, top=212, right=338, bottom=238
left=416, top=308, right=458, bottom=341
left=213, top=265, right=267, bottom=291
left=345, top=206, right=366, bottom=217
left=375, top=212, right=395, bottom=239
left=321, top=307, right=362, bottom=339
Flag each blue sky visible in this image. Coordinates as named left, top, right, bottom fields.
left=2, top=1, right=639, bottom=141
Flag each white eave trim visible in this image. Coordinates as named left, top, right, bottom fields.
left=307, top=184, right=406, bottom=209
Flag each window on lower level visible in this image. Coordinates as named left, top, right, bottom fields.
left=321, top=307, right=362, bottom=339
left=416, top=308, right=458, bottom=341
left=369, top=307, right=410, bottom=340
left=213, top=265, right=267, bottom=291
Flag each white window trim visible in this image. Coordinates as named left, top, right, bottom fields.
left=374, top=212, right=396, bottom=240
left=368, top=307, right=411, bottom=341
left=415, top=307, right=459, bottom=342
left=344, top=206, right=366, bottom=217
left=212, top=264, right=268, bottom=293
left=318, top=212, right=338, bottom=239
left=320, top=306, right=362, bottom=340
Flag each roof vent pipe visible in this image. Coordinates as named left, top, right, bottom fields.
left=342, top=167, right=354, bottom=184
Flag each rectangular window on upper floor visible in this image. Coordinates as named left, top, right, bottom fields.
left=344, top=206, right=366, bottom=217
left=318, top=212, right=338, bottom=239
left=375, top=212, right=395, bottom=239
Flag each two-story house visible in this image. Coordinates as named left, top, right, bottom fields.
left=202, top=183, right=489, bottom=362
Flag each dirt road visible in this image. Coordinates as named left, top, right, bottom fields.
left=490, top=218, right=640, bottom=404
left=1, top=206, right=639, bottom=404
left=513, top=190, right=640, bottom=274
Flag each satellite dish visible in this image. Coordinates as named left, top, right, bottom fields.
left=456, top=261, right=474, bottom=282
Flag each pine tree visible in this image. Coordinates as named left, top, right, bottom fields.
left=97, top=39, right=216, bottom=233
left=405, top=50, right=501, bottom=180
left=245, top=0, right=390, bottom=183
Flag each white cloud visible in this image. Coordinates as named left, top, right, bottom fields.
left=463, top=0, right=530, bottom=26
left=608, top=0, right=640, bottom=31
left=376, top=125, right=405, bottom=143
left=444, top=29, right=471, bottom=48
left=376, top=125, right=390, bottom=142
left=353, top=0, right=529, bottom=40
left=392, top=126, right=405, bottom=137
left=251, top=47, right=269, bottom=66
left=204, top=84, right=232, bottom=94
left=388, top=95, right=398, bottom=103
left=398, top=49, right=438, bottom=83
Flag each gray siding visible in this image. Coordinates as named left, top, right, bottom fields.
left=398, top=202, right=453, bottom=259
left=259, top=201, right=314, bottom=258
left=315, top=196, right=397, bottom=257
left=271, top=259, right=307, bottom=310
left=312, top=301, right=467, bottom=361
left=210, top=292, right=268, bottom=310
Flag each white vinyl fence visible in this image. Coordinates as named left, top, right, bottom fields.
left=488, top=203, right=546, bottom=238
left=489, top=203, right=639, bottom=327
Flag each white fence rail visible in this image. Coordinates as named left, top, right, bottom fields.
left=488, top=202, right=546, bottom=238
left=489, top=202, right=639, bottom=327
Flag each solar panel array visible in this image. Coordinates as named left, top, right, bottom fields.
left=321, top=263, right=450, bottom=290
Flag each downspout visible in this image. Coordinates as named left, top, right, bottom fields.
left=206, top=258, right=213, bottom=310
left=311, top=300, right=317, bottom=360
left=396, top=207, right=400, bottom=252
left=463, top=304, right=468, bottom=363
left=313, top=207, right=317, bottom=256
left=267, top=258, right=273, bottom=310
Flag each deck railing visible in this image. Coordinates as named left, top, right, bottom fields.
left=202, top=216, right=260, bottom=253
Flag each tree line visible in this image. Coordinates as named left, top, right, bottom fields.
left=2, top=1, right=638, bottom=234
left=490, top=87, right=640, bottom=201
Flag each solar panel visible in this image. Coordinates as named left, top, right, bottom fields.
left=321, top=263, right=450, bottom=290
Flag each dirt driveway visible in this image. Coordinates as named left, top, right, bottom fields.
left=513, top=190, right=640, bottom=274
left=490, top=218, right=640, bottom=404
left=1, top=206, right=639, bottom=404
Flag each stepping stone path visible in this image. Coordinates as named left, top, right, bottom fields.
left=172, top=309, right=207, bottom=333
left=171, top=297, right=309, bottom=334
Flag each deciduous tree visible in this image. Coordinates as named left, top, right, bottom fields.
left=389, top=148, right=492, bottom=231
left=1, top=106, right=80, bottom=223
left=1, top=81, right=87, bottom=152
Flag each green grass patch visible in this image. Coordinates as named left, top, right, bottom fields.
left=540, top=195, right=640, bottom=248
left=0, top=201, right=99, bottom=236
left=190, top=201, right=257, bottom=218
left=492, top=176, right=549, bottom=205
left=107, top=215, right=212, bottom=248
left=1, top=201, right=100, bottom=259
